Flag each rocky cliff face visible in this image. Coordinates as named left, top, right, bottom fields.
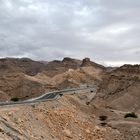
left=81, top=58, right=105, bottom=70
left=93, top=64, right=140, bottom=111
left=81, top=58, right=91, bottom=67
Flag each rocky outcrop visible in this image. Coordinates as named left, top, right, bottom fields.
left=81, top=58, right=91, bottom=67
left=81, top=58, right=105, bottom=70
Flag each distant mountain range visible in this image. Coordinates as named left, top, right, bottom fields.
left=0, top=57, right=139, bottom=106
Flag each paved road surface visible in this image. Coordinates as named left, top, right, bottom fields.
left=0, top=85, right=96, bottom=106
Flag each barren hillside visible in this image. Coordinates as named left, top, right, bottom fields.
left=89, top=64, right=140, bottom=140
left=0, top=57, right=105, bottom=101
left=93, top=64, right=140, bottom=111
left=0, top=58, right=139, bottom=140
left=0, top=92, right=130, bottom=140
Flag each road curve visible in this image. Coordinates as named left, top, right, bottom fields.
left=0, top=85, right=96, bottom=106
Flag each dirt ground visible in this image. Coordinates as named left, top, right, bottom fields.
left=0, top=91, right=139, bottom=140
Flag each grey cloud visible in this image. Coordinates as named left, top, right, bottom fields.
left=0, top=0, right=139, bottom=65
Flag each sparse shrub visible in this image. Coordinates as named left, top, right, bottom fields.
left=100, top=122, right=107, bottom=126
left=124, top=112, right=138, bottom=118
left=10, top=97, right=19, bottom=102
left=86, top=101, right=90, bottom=105
left=99, top=115, right=108, bottom=121
left=31, top=104, right=35, bottom=108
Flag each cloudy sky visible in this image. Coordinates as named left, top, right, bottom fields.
left=0, top=0, right=140, bottom=66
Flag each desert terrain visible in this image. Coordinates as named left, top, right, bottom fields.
left=0, top=57, right=139, bottom=140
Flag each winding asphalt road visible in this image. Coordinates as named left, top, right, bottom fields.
left=0, top=85, right=96, bottom=106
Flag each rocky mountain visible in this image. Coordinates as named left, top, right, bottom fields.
left=0, top=57, right=106, bottom=101
left=0, top=57, right=139, bottom=140
left=0, top=58, right=46, bottom=76
left=92, top=64, right=140, bottom=111
left=44, top=57, right=82, bottom=77
left=81, top=58, right=105, bottom=70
